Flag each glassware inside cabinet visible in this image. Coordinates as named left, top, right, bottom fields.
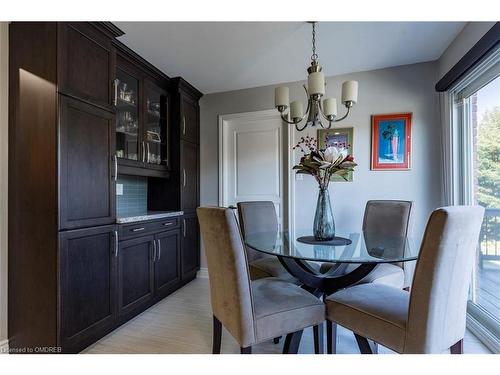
left=116, top=69, right=140, bottom=161
left=144, top=83, right=168, bottom=166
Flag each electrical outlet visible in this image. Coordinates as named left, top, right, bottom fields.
left=116, top=183, right=123, bottom=196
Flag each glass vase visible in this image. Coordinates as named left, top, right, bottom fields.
left=313, top=187, right=335, bottom=241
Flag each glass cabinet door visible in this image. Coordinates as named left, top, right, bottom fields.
left=144, top=82, right=168, bottom=167
left=116, top=68, right=140, bottom=161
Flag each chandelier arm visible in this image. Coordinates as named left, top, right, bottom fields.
left=280, top=113, right=299, bottom=125
left=332, top=106, right=351, bottom=122
left=295, top=121, right=309, bottom=132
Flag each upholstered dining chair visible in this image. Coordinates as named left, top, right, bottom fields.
left=325, top=206, right=484, bottom=354
left=197, top=206, right=325, bottom=354
left=237, top=201, right=299, bottom=283
left=320, top=200, right=414, bottom=289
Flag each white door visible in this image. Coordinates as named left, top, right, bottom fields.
left=219, top=110, right=285, bottom=229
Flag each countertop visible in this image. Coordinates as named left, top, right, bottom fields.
left=116, top=211, right=184, bottom=224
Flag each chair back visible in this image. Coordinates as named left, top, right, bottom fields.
left=237, top=201, right=278, bottom=262
left=405, top=206, right=484, bottom=353
left=197, top=207, right=256, bottom=347
left=363, top=200, right=413, bottom=273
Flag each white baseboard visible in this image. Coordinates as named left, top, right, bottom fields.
left=0, top=339, right=9, bottom=354
left=196, top=267, right=209, bottom=279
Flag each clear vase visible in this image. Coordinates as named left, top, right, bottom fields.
left=313, top=187, right=335, bottom=241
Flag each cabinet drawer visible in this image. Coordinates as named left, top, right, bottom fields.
left=120, top=217, right=180, bottom=239
left=153, top=217, right=180, bottom=231
left=120, top=222, right=158, bottom=239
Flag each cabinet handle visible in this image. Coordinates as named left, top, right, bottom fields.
left=114, top=230, right=119, bottom=257
left=163, top=222, right=173, bottom=226
left=157, top=239, right=161, bottom=261
left=113, top=79, right=119, bottom=106
left=147, top=142, right=150, bottom=163
left=132, top=227, right=145, bottom=232
left=182, top=116, right=186, bottom=135
left=113, top=155, right=118, bottom=182
left=183, top=219, right=186, bottom=237
left=142, top=141, right=146, bottom=163
left=183, top=169, right=186, bottom=187
left=152, top=240, right=157, bottom=262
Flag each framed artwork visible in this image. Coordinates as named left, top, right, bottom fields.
left=371, top=113, right=412, bottom=170
left=317, top=127, right=354, bottom=182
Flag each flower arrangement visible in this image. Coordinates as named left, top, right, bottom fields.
left=293, top=135, right=357, bottom=189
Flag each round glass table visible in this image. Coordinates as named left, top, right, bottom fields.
left=245, top=230, right=419, bottom=295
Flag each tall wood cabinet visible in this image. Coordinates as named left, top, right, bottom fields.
left=9, top=22, right=202, bottom=353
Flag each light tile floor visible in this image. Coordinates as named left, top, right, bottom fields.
left=84, top=278, right=491, bottom=354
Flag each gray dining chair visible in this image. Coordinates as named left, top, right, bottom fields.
left=197, top=206, right=325, bottom=354
left=320, top=200, right=414, bottom=289
left=325, top=206, right=484, bottom=354
left=237, top=201, right=296, bottom=282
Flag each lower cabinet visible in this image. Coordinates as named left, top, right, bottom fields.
left=59, top=224, right=182, bottom=353
left=118, top=235, right=155, bottom=320
left=59, top=225, right=118, bottom=353
left=155, top=230, right=181, bottom=298
left=181, top=214, right=200, bottom=279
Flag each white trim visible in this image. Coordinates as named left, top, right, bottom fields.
left=196, top=267, right=209, bottom=279
left=467, top=313, right=499, bottom=353
left=0, top=339, right=9, bottom=354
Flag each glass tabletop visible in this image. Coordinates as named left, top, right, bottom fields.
left=245, top=229, right=418, bottom=264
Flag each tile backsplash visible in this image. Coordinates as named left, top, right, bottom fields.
left=116, top=175, right=148, bottom=217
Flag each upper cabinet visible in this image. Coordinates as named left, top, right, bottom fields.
left=114, top=46, right=170, bottom=178
left=57, top=23, right=116, bottom=111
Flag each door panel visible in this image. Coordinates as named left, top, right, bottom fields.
left=58, top=23, right=114, bottom=110
left=155, top=230, right=181, bottom=297
left=221, top=113, right=283, bottom=228
left=59, top=95, right=116, bottom=230
left=59, top=225, right=117, bottom=353
left=182, top=214, right=199, bottom=278
left=118, top=235, right=154, bottom=319
left=181, top=96, right=199, bottom=144
left=180, top=140, right=199, bottom=212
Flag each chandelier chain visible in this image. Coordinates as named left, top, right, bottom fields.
left=311, top=22, right=318, bottom=62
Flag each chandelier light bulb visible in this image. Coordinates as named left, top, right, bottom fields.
left=290, top=101, right=303, bottom=120
left=341, top=81, right=359, bottom=104
left=275, top=86, right=289, bottom=108
left=308, top=72, right=325, bottom=96
left=323, top=98, right=337, bottom=117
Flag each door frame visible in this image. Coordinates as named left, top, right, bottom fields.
left=218, top=109, right=294, bottom=231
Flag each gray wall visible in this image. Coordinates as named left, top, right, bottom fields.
left=200, top=61, right=442, bottom=268
left=437, top=22, right=496, bottom=81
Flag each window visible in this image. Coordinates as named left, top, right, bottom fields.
left=450, top=48, right=500, bottom=352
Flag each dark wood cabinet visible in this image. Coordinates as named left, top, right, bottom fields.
left=180, top=140, right=200, bottom=213
left=57, top=23, right=116, bottom=111
left=154, top=230, right=181, bottom=298
left=115, top=45, right=170, bottom=178
left=9, top=22, right=202, bottom=354
left=59, top=96, right=116, bottom=230
left=59, top=225, right=118, bottom=353
left=182, top=214, right=200, bottom=279
left=181, top=95, right=199, bottom=144
left=118, top=235, right=155, bottom=320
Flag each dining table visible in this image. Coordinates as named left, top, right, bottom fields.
left=244, top=229, right=419, bottom=353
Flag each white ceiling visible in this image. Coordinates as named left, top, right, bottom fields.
left=115, top=22, right=465, bottom=94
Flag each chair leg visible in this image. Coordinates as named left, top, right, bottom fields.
left=326, top=320, right=337, bottom=354
left=354, top=333, right=373, bottom=354
left=283, top=330, right=304, bottom=354
left=240, top=346, right=252, bottom=354
left=212, top=315, right=222, bottom=354
left=450, top=339, right=463, bottom=354
left=273, top=336, right=281, bottom=344
left=313, top=323, right=324, bottom=354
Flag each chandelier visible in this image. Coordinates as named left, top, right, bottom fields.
left=274, top=22, right=358, bottom=131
